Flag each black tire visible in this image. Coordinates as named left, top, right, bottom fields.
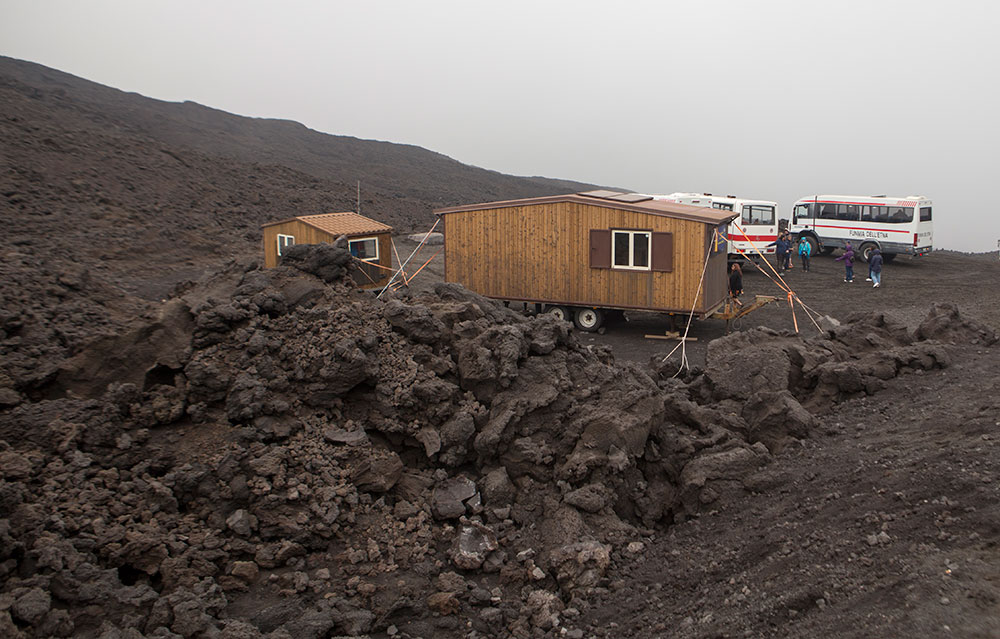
left=573, top=307, right=605, bottom=332
left=859, top=242, right=878, bottom=263
left=546, top=305, right=571, bottom=322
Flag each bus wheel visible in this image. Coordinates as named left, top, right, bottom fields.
left=574, top=307, right=605, bottom=332
left=859, top=242, right=878, bottom=263
left=802, top=235, right=819, bottom=257
left=546, top=305, right=571, bottom=322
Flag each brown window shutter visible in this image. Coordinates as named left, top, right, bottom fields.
left=652, top=232, right=673, bottom=272
left=590, top=229, right=611, bottom=268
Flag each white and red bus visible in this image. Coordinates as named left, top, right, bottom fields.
left=789, top=195, right=933, bottom=262
left=645, top=193, right=778, bottom=262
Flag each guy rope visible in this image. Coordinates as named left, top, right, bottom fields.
left=377, top=220, right=441, bottom=298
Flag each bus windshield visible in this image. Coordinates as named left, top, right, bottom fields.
left=742, top=205, right=775, bottom=225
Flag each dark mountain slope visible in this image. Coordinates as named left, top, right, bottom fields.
left=0, top=56, right=604, bottom=213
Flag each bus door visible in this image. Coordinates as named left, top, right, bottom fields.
left=792, top=202, right=816, bottom=229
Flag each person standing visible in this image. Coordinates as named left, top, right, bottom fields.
left=768, top=234, right=789, bottom=274
left=869, top=248, right=883, bottom=288
left=784, top=230, right=794, bottom=270
left=798, top=237, right=812, bottom=272
left=835, top=242, right=855, bottom=282
left=729, top=262, right=744, bottom=303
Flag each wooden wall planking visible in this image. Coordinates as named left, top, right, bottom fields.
left=442, top=201, right=729, bottom=313
left=262, top=220, right=393, bottom=288
left=262, top=219, right=335, bottom=268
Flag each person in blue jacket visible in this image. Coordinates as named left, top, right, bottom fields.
left=835, top=242, right=855, bottom=282
left=869, top=248, right=883, bottom=288
left=797, top=237, right=812, bottom=272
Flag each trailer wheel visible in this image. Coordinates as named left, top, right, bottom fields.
left=859, top=242, right=878, bottom=263
left=545, top=305, right=571, bottom=322
left=573, top=307, right=604, bottom=332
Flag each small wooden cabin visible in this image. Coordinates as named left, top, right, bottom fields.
left=261, top=212, right=393, bottom=288
left=434, top=191, right=737, bottom=330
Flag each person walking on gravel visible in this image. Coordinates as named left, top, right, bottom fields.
left=869, top=247, right=883, bottom=288
left=797, top=236, right=811, bottom=272
left=835, top=242, right=855, bottom=282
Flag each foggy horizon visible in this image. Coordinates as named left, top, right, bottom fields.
left=3, top=0, right=999, bottom=252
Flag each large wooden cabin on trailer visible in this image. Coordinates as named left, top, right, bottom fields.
left=261, top=212, right=393, bottom=288
left=434, top=190, right=738, bottom=331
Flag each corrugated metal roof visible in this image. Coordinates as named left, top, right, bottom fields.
left=435, top=192, right=737, bottom=225
left=262, top=212, right=393, bottom=236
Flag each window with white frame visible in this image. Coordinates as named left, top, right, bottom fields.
left=349, top=237, right=379, bottom=261
left=277, top=234, right=295, bottom=256
left=612, top=230, right=651, bottom=270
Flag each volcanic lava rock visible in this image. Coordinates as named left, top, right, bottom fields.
left=432, top=477, right=480, bottom=520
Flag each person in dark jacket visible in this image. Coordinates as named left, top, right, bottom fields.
left=835, top=242, right=855, bottom=282
left=869, top=248, right=883, bottom=288
left=768, top=235, right=790, bottom=273
left=729, top=262, right=743, bottom=303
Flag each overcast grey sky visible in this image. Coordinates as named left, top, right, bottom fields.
left=3, top=0, right=999, bottom=251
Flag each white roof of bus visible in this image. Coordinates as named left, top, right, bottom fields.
left=652, top=192, right=777, bottom=206
left=795, top=194, right=930, bottom=203
left=708, top=195, right=777, bottom=206
left=636, top=192, right=711, bottom=201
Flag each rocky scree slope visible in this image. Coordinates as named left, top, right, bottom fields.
left=0, top=245, right=995, bottom=638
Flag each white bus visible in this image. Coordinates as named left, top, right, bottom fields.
left=789, top=195, right=933, bottom=263
left=645, top=193, right=778, bottom=262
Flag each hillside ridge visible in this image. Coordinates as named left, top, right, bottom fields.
left=0, top=55, right=609, bottom=212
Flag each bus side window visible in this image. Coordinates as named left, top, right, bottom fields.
left=888, top=207, right=900, bottom=222
left=888, top=207, right=913, bottom=223
left=836, top=204, right=857, bottom=220
left=819, top=204, right=837, bottom=219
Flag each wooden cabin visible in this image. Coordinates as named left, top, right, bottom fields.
left=261, top=212, right=393, bottom=288
left=434, top=191, right=737, bottom=330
